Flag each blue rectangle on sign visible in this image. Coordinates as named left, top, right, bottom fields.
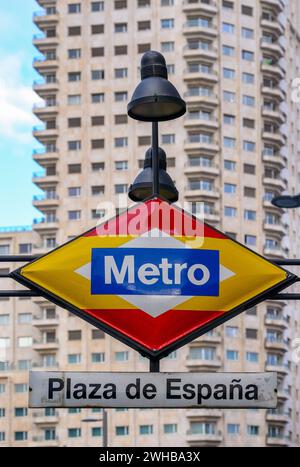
left=91, top=248, right=219, bottom=296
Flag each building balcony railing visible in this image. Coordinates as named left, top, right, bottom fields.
left=33, top=9, right=58, bottom=23
left=277, top=388, right=290, bottom=401
left=184, top=162, right=219, bottom=176
left=33, top=218, right=59, bottom=232
left=184, top=90, right=218, bottom=106
left=266, top=435, right=289, bottom=447
left=33, top=57, right=58, bottom=70
left=263, top=176, right=286, bottom=191
left=265, top=315, right=288, bottom=329
left=265, top=337, right=289, bottom=352
left=264, top=246, right=286, bottom=259
left=186, top=408, right=222, bottom=419
left=185, top=188, right=219, bottom=199
left=261, top=61, right=285, bottom=79
left=266, top=409, right=290, bottom=423
left=260, top=18, right=284, bottom=36
left=183, top=0, right=217, bottom=14
left=33, top=411, right=59, bottom=424
left=33, top=78, right=58, bottom=93
left=33, top=338, right=59, bottom=351
left=32, top=361, right=59, bottom=369
left=263, top=221, right=286, bottom=235
left=262, top=152, right=286, bottom=168
left=183, top=44, right=217, bottom=60
left=186, top=355, right=221, bottom=370
left=265, top=362, right=289, bottom=375
left=0, top=225, right=32, bottom=233
left=183, top=68, right=218, bottom=83
left=184, top=115, right=218, bottom=130
left=193, top=331, right=222, bottom=344
left=33, top=125, right=58, bottom=140
left=186, top=431, right=222, bottom=446
left=183, top=21, right=217, bottom=37
left=261, top=84, right=285, bottom=100
left=32, top=315, right=59, bottom=327
left=33, top=33, right=59, bottom=48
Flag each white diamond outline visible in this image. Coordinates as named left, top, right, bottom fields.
left=75, top=228, right=235, bottom=318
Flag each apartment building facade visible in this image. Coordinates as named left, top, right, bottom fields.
left=1, top=0, right=300, bottom=446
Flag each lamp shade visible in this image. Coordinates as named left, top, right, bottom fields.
left=128, top=148, right=179, bottom=203
left=127, top=51, right=186, bottom=122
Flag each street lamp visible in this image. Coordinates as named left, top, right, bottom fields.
left=272, top=194, right=300, bottom=209
left=128, top=50, right=186, bottom=203
left=82, top=409, right=108, bottom=447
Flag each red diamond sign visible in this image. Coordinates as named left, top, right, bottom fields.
left=12, top=199, right=295, bottom=358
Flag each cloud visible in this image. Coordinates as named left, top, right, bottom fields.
left=0, top=53, right=41, bottom=146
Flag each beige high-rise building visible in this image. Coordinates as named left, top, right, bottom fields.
left=1, top=0, right=300, bottom=447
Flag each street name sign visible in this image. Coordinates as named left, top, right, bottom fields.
left=12, top=198, right=296, bottom=358
left=29, top=371, right=277, bottom=408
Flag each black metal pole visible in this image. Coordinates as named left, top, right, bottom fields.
left=102, top=408, right=108, bottom=447
left=149, top=358, right=160, bottom=372
left=0, top=290, right=40, bottom=298
left=0, top=255, right=40, bottom=262
left=152, top=121, right=159, bottom=197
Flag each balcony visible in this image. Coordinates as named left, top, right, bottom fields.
left=260, top=19, right=284, bottom=36
left=33, top=125, right=58, bottom=141
left=261, top=39, right=284, bottom=57
left=184, top=90, right=218, bottom=107
left=264, top=246, right=285, bottom=259
left=183, top=67, right=218, bottom=83
left=263, top=176, right=286, bottom=191
left=266, top=410, right=289, bottom=424
left=183, top=43, right=217, bottom=61
left=32, top=314, right=59, bottom=327
left=36, top=0, right=57, bottom=7
left=33, top=102, right=58, bottom=118
left=265, top=337, right=288, bottom=352
left=185, top=187, right=219, bottom=200
left=33, top=217, right=59, bottom=231
left=33, top=193, right=59, bottom=209
left=33, top=56, right=58, bottom=71
left=261, top=84, right=285, bottom=101
left=262, top=130, right=286, bottom=145
left=265, top=362, right=289, bottom=376
left=183, top=0, right=217, bottom=14
left=186, top=431, right=222, bottom=446
left=262, top=107, right=285, bottom=124
left=33, top=338, right=59, bottom=351
left=31, top=436, right=60, bottom=447
left=184, top=137, right=219, bottom=153
left=265, top=315, right=288, bottom=330
left=261, top=61, right=285, bottom=79
left=277, top=388, right=290, bottom=401
left=193, top=331, right=221, bottom=344
left=186, top=356, right=221, bottom=371
left=33, top=32, right=58, bottom=48
left=33, top=10, right=58, bottom=25
left=32, top=171, right=58, bottom=186
left=32, top=361, right=59, bottom=370
left=33, top=148, right=58, bottom=164
left=183, top=21, right=217, bottom=37
left=184, top=114, right=218, bottom=130
left=33, top=411, right=59, bottom=425
left=266, top=435, right=288, bottom=447
left=261, top=0, right=285, bottom=12
left=186, top=408, right=222, bottom=419
left=33, top=78, right=58, bottom=93
left=184, top=161, right=219, bottom=176
left=263, top=221, right=286, bottom=235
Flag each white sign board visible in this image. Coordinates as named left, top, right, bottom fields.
left=29, top=372, right=277, bottom=408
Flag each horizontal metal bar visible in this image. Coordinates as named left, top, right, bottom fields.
left=0, top=290, right=40, bottom=298
left=273, top=259, right=300, bottom=266
left=0, top=272, right=10, bottom=278
left=269, top=293, right=300, bottom=300
left=0, top=255, right=40, bottom=263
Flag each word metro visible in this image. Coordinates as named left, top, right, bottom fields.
left=91, top=248, right=220, bottom=296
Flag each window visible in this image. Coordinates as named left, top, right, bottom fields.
left=243, top=118, right=255, bottom=129
left=68, top=118, right=81, bottom=128
left=115, top=45, right=128, bottom=55
left=138, top=21, right=151, bottom=31
left=91, top=2, right=104, bottom=11
left=68, top=3, right=81, bottom=13
left=223, top=68, right=235, bottom=79
left=14, top=432, right=27, bottom=441
left=18, top=337, right=32, bottom=348
left=0, top=337, right=9, bottom=348
left=92, top=116, right=105, bottom=126
left=18, top=360, right=31, bottom=370
left=91, top=139, right=105, bottom=149
left=242, top=27, right=254, bottom=39
left=224, top=183, right=236, bottom=194
left=244, top=210, right=256, bottom=221
left=68, top=330, right=82, bottom=341
left=244, top=187, right=256, bottom=198
left=92, top=209, right=105, bottom=220
left=244, top=164, right=256, bottom=174
left=68, top=187, right=81, bottom=197
left=224, top=206, right=237, bottom=217
left=224, top=160, right=236, bottom=171
left=167, top=64, right=175, bottom=75
left=115, top=23, right=127, bottom=33
left=68, top=210, right=81, bottom=221
left=115, top=68, right=128, bottom=79
left=243, top=95, right=255, bottom=107
left=68, top=428, right=81, bottom=438
left=91, top=69, right=105, bottom=80
left=242, top=50, right=254, bottom=61
left=226, top=326, right=238, bottom=337
left=68, top=94, right=81, bottom=105
left=226, top=350, right=239, bottom=361
left=68, top=49, right=81, bottom=61
left=242, top=72, right=254, bottom=84
left=115, top=0, right=127, bottom=8
left=138, top=136, right=151, bottom=146
left=0, top=315, right=9, bottom=325
left=92, top=427, right=102, bottom=437
left=0, top=245, right=10, bottom=254
left=243, top=140, right=256, bottom=152
left=92, top=93, right=104, bottom=103
left=223, top=114, right=235, bottom=125
left=164, top=424, right=177, bottom=434
left=91, top=24, right=104, bottom=34
left=116, top=426, right=129, bottom=436
left=92, top=162, right=105, bottom=172
left=115, top=114, right=128, bottom=124
left=92, top=329, right=105, bottom=339
left=68, top=354, right=81, bottom=364
left=138, top=43, right=151, bottom=54
left=245, top=235, right=256, bottom=246
left=91, top=47, right=104, bottom=57
left=140, top=425, right=153, bottom=435
left=246, top=352, right=259, bottom=363
left=0, top=384, right=5, bottom=394
left=91, top=353, right=105, bottom=363
left=190, top=422, right=215, bottom=435
left=188, top=347, right=216, bottom=360
left=45, top=408, right=56, bottom=416
left=68, top=408, right=81, bottom=414
left=15, top=408, right=28, bottom=417
left=161, top=19, right=174, bottom=29
left=18, top=313, right=32, bottom=326
left=223, top=0, right=234, bottom=9
left=0, top=432, right=5, bottom=441
left=222, top=45, right=235, bottom=56
left=227, top=424, right=240, bottom=434
left=115, top=351, right=129, bottom=361
left=161, top=41, right=174, bottom=52
left=68, top=26, right=81, bottom=36
left=242, top=5, right=253, bottom=16
left=68, top=141, right=81, bottom=151
left=162, top=134, right=175, bottom=144
left=223, top=91, right=235, bottom=103
left=0, top=409, right=5, bottom=417
left=19, top=243, right=32, bottom=254
left=222, top=22, right=235, bottom=33
left=115, top=161, right=128, bottom=171
left=247, top=425, right=259, bottom=436
left=91, top=186, right=105, bottom=196
left=115, top=137, right=128, bottom=148
left=68, top=164, right=81, bottom=174
left=115, top=92, right=128, bottom=102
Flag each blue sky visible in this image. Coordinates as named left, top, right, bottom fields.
left=0, top=0, right=41, bottom=228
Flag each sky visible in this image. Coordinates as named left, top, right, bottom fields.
left=0, top=0, right=41, bottom=228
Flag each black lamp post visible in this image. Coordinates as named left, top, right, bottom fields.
left=128, top=51, right=186, bottom=203
left=272, top=194, right=300, bottom=209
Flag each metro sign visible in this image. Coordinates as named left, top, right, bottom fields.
left=12, top=199, right=296, bottom=358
